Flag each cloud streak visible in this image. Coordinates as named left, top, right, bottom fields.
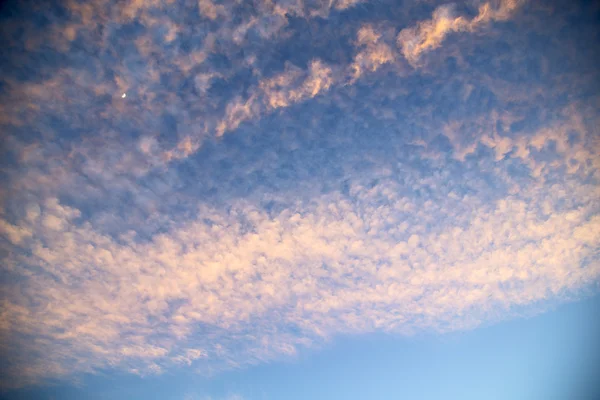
left=397, top=0, right=524, bottom=66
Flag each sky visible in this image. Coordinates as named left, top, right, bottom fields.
left=0, top=0, right=599, bottom=399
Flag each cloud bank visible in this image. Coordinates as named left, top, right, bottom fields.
left=1, top=0, right=599, bottom=390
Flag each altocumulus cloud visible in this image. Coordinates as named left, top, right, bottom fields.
left=1, top=0, right=599, bottom=389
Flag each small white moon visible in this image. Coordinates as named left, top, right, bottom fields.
left=122, top=93, right=127, bottom=98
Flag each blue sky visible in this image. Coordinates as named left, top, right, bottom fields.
left=0, top=0, right=599, bottom=398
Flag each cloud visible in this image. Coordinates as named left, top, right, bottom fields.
left=0, top=0, right=528, bottom=171
left=2, top=140, right=599, bottom=386
left=0, top=0, right=372, bottom=166
left=198, top=0, right=227, bottom=20
left=349, top=25, right=396, bottom=82
left=214, top=59, right=336, bottom=137
left=263, top=60, right=335, bottom=109
left=216, top=94, right=263, bottom=137
left=1, top=0, right=598, bottom=391
left=397, top=0, right=525, bottom=66
left=441, top=104, right=600, bottom=180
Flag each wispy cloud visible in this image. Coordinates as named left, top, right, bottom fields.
left=397, top=0, right=524, bottom=66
